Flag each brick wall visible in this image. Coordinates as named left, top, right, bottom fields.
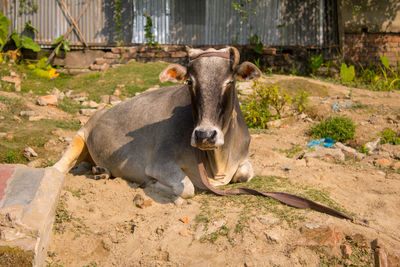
left=344, top=33, right=400, bottom=68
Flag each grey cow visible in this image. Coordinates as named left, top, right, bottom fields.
left=54, top=47, right=261, bottom=201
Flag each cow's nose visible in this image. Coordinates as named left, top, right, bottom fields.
left=195, top=129, right=217, bottom=142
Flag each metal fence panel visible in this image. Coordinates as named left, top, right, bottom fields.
left=1, top=0, right=338, bottom=47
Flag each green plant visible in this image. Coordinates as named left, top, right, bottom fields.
left=292, top=89, right=310, bottom=113
left=380, top=128, right=400, bottom=145
left=18, top=0, right=38, bottom=15
left=27, top=56, right=59, bottom=79
left=114, top=0, right=122, bottom=44
left=340, top=62, right=355, bottom=83
left=0, top=11, right=40, bottom=57
left=250, top=34, right=263, bottom=54
left=359, top=143, right=370, bottom=154
left=241, top=81, right=291, bottom=128
left=4, top=150, right=20, bottom=163
left=232, top=0, right=259, bottom=22
left=309, top=54, right=323, bottom=73
left=52, top=36, right=70, bottom=56
left=143, top=13, right=158, bottom=47
left=310, top=116, right=356, bottom=142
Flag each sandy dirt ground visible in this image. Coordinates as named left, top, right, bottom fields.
left=46, top=75, right=400, bottom=266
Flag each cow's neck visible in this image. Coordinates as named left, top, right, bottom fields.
left=204, top=93, right=244, bottom=181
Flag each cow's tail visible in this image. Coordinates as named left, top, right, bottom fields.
left=53, top=130, right=92, bottom=173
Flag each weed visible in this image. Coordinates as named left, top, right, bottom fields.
left=340, top=62, right=355, bottom=83
left=0, top=246, right=34, bottom=266
left=379, top=128, right=400, bottom=145
left=292, top=89, right=310, bottom=113
left=280, top=144, right=303, bottom=158
left=310, top=116, right=356, bottom=142
left=241, top=81, right=291, bottom=128
left=358, top=143, right=370, bottom=154
left=53, top=195, right=72, bottom=234
left=3, top=150, right=21, bottom=163
left=54, top=119, right=81, bottom=130
left=309, top=54, right=323, bottom=74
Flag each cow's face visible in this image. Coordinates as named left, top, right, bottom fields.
left=160, top=47, right=261, bottom=150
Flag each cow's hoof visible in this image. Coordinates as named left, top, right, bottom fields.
left=231, top=159, right=254, bottom=183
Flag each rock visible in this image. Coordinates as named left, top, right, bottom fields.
left=299, top=225, right=343, bottom=247
left=178, top=228, right=192, bottom=237
left=133, top=194, right=146, bottom=209
left=392, top=161, right=400, bottom=171
left=51, top=87, right=60, bottom=96
left=335, top=142, right=365, bottom=160
left=264, top=230, right=280, bottom=243
left=206, top=220, right=226, bottom=235
left=27, top=159, right=44, bottom=168
left=37, top=95, right=58, bottom=106
left=340, top=244, right=352, bottom=258
left=9, top=70, right=18, bottom=77
left=71, top=96, right=87, bottom=102
left=28, top=115, right=44, bottom=121
left=13, top=115, right=21, bottom=122
left=0, top=132, right=6, bottom=138
left=79, top=109, right=97, bottom=116
left=179, top=217, right=189, bottom=223
left=6, top=134, right=13, bottom=141
left=1, top=76, right=21, bottom=91
left=96, top=103, right=107, bottom=110
left=374, top=158, right=392, bottom=168
left=0, top=115, right=4, bottom=120
left=65, top=90, right=74, bottom=98
left=100, top=95, right=110, bottom=104
left=19, top=111, right=35, bottom=117
left=113, top=89, right=121, bottom=96
left=256, top=215, right=279, bottom=226
left=304, top=223, right=321, bottom=230
left=100, top=63, right=109, bottom=72
left=88, top=100, right=99, bottom=108
left=24, top=147, right=38, bottom=158
left=267, top=119, right=283, bottom=128
left=109, top=95, right=120, bottom=102
left=365, top=138, right=380, bottom=153
left=304, top=147, right=345, bottom=162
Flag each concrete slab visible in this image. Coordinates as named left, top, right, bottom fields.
left=0, top=165, right=65, bottom=266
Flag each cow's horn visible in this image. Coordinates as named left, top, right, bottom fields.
left=229, top=47, right=240, bottom=69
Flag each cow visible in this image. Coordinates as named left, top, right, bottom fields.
left=54, top=47, right=262, bottom=201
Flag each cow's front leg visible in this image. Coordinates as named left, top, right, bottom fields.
left=145, top=161, right=195, bottom=199
left=231, top=159, right=254, bottom=183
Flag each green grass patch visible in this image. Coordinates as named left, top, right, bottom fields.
left=310, top=116, right=356, bottom=142
left=273, top=78, right=329, bottom=97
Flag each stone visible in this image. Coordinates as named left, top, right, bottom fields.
left=89, top=64, right=101, bottom=71
left=111, top=47, right=122, bottom=54
left=299, top=225, right=343, bottom=247
left=79, top=109, right=97, bottom=116
left=100, top=63, right=110, bottom=72
left=65, top=90, right=74, bottom=98
left=365, top=138, right=380, bottom=153
left=100, top=95, right=110, bottom=104
left=146, top=85, right=160, bottom=92
left=392, top=161, right=400, bottom=171
left=64, top=50, right=105, bottom=69
left=20, top=111, right=35, bottom=117
left=51, top=87, right=60, bottom=96
left=37, top=95, right=58, bottom=106
left=179, top=217, right=189, bottom=223
left=264, top=230, right=280, bottom=243
left=113, top=89, right=121, bottom=96
left=340, top=244, right=352, bottom=258
left=24, top=147, right=38, bottom=158
left=13, top=115, right=21, bottom=122
left=304, top=147, right=345, bottom=162
left=179, top=228, right=192, bottom=237
left=0, top=132, right=6, bottom=138
left=171, top=51, right=187, bottom=57
left=375, top=158, right=392, bottom=168
left=88, top=100, right=99, bottom=108
left=335, top=142, right=365, bottom=160
left=95, top=58, right=106, bottom=65
left=267, top=119, right=284, bottom=128
left=256, top=215, right=279, bottom=226
left=104, top=52, right=120, bottom=59
left=28, top=116, right=44, bottom=121
left=1, top=76, right=21, bottom=91
left=27, top=159, right=44, bottom=168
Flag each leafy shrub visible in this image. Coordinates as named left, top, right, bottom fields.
left=310, top=116, right=355, bottom=142
left=309, top=54, right=323, bottom=73
left=292, top=89, right=310, bottom=113
left=380, top=128, right=400, bottom=145
left=340, top=63, right=355, bottom=83
left=241, top=82, right=291, bottom=129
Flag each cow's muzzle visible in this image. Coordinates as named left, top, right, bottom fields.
left=191, top=126, right=224, bottom=150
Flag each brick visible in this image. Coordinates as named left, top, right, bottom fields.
left=89, top=64, right=101, bottom=70
left=111, top=47, right=122, bottom=54
left=104, top=58, right=120, bottom=64
left=122, top=52, right=137, bottom=59
left=162, top=45, right=183, bottom=52
left=95, top=57, right=106, bottom=65
left=104, top=52, right=120, bottom=59
left=171, top=51, right=187, bottom=57
left=155, top=51, right=170, bottom=57
left=128, top=46, right=138, bottom=54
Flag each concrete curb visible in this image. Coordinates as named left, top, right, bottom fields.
left=0, top=164, right=65, bottom=266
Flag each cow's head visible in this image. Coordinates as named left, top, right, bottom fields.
left=160, top=47, right=261, bottom=150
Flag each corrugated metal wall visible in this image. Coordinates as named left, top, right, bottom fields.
left=0, top=0, right=338, bottom=47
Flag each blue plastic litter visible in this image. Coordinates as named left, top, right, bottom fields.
left=332, top=101, right=351, bottom=111
left=307, top=137, right=335, bottom=148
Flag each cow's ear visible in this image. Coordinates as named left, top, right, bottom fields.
left=235, top=62, right=262, bottom=80
left=159, top=64, right=187, bottom=83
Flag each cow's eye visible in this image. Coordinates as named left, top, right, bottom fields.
left=185, top=80, right=193, bottom=86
